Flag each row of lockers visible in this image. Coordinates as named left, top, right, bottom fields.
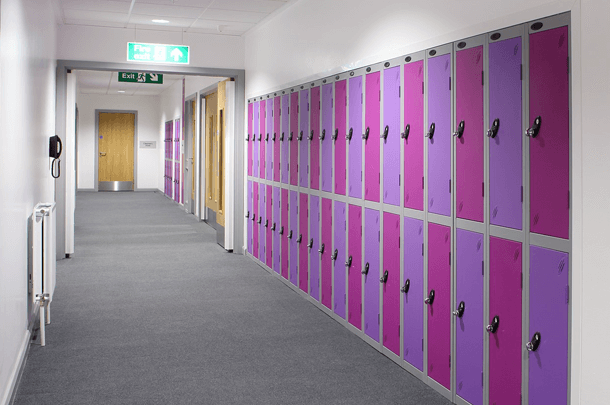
left=163, top=119, right=183, bottom=203
left=247, top=15, right=570, bottom=240
left=247, top=180, right=568, bottom=405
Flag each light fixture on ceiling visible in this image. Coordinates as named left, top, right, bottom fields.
left=152, top=19, right=170, bottom=24
left=118, top=90, right=125, bottom=93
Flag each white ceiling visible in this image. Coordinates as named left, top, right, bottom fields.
left=76, top=70, right=182, bottom=96
left=59, top=0, right=291, bottom=36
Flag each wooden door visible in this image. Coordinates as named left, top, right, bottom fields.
left=98, top=112, right=135, bottom=188
left=216, top=80, right=229, bottom=228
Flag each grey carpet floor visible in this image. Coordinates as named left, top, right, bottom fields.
left=14, top=191, right=451, bottom=405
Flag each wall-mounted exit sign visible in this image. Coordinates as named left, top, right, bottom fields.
left=127, top=42, right=189, bottom=65
left=118, top=72, right=164, bottom=84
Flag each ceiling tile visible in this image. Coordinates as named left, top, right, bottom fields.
left=64, top=9, right=127, bottom=23
left=206, top=0, right=288, bottom=13
left=64, top=18, right=128, bottom=28
left=62, top=1, right=131, bottom=13
left=131, top=3, right=205, bottom=18
left=191, top=18, right=254, bottom=32
left=78, top=88, right=108, bottom=95
left=200, top=8, right=266, bottom=23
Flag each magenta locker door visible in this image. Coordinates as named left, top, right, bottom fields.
left=364, top=71, right=380, bottom=202
left=174, top=119, right=180, bottom=161
left=266, top=99, right=273, bottom=180
left=427, top=52, right=452, bottom=216
left=273, top=96, right=281, bottom=182
left=383, top=66, right=400, bottom=206
left=321, top=84, right=333, bottom=192
left=281, top=188, right=289, bottom=279
left=248, top=103, right=253, bottom=176
left=247, top=181, right=253, bottom=254
left=335, top=80, right=347, bottom=195
left=259, top=183, right=266, bottom=263
left=310, top=87, right=321, bottom=190
left=299, top=90, right=309, bottom=188
left=382, top=212, right=400, bottom=356
left=290, top=92, right=298, bottom=186
left=174, top=163, right=180, bottom=202
left=259, top=100, right=266, bottom=179
left=273, top=187, right=281, bottom=274
left=333, top=202, right=347, bottom=319
left=348, top=76, right=363, bottom=198
left=364, top=209, right=380, bottom=342
left=309, top=196, right=320, bottom=301
left=266, top=185, right=273, bottom=268
left=253, top=183, right=259, bottom=259
left=455, top=229, right=483, bottom=405
left=427, top=223, right=451, bottom=390
left=281, top=95, right=289, bottom=184
left=529, top=246, right=569, bottom=405
left=489, top=237, right=522, bottom=405
left=289, top=190, right=298, bottom=286
left=455, top=45, right=484, bottom=222
left=404, top=60, right=424, bottom=210
left=299, top=193, right=308, bottom=293
left=321, top=198, right=333, bottom=309
left=347, top=205, right=362, bottom=330
left=253, top=101, right=259, bottom=178
left=489, top=35, right=523, bottom=230
left=529, top=26, right=569, bottom=239
left=403, top=217, right=423, bottom=371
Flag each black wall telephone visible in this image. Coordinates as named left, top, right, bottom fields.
left=49, top=135, right=62, bottom=178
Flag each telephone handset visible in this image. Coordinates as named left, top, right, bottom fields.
left=49, top=135, right=62, bottom=178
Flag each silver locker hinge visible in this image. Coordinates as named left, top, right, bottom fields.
left=378, top=314, right=380, bottom=324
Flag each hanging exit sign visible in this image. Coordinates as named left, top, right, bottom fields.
left=118, top=72, right=164, bottom=84
left=127, top=42, right=189, bottom=64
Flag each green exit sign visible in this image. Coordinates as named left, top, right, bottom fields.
left=127, top=42, right=189, bottom=65
left=118, top=72, right=164, bottom=84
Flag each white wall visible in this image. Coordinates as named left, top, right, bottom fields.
left=0, top=0, right=57, bottom=403
left=76, top=93, right=161, bottom=190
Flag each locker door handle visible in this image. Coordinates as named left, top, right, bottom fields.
left=265, top=220, right=269, bottom=228
left=345, top=255, right=352, bottom=268
left=252, top=134, right=256, bottom=143
left=288, top=132, right=293, bottom=141
left=288, top=230, right=293, bottom=239
left=425, top=123, right=435, bottom=139
left=379, top=270, right=389, bottom=284
left=486, top=315, right=500, bottom=333
left=258, top=134, right=262, bottom=141
left=452, top=301, right=465, bottom=318
left=331, top=249, right=338, bottom=261
left=279, top=226, right=284, bottom=235
left=246, top=134, right=250, bottom=141
left=307, top=238, right=313, bottom=249
left=381, top=125, right=389, bottom=140
left=424, top=289, right=435, bottom=304
left=266, top=133, right=269, bottom=141
left=271, top=223, right=276, bottom=231
left=245, top=211, right=250, bottom=218
left=362, top=262, right=369, bottom=275
left=318, top=243, right=325, bottom=254
left=252, top=214, right=256, bottom=222
left=332, top=128, right=339, bottom=141
left=401, top=279, right=410, bottom=293
left=320, top=129, right=326, bottom=140
left=273, top=132, right=277, bottom=141
left=346, top=128, right=353, bottom=141
left=297, top=234, right=302, bottom=243
left=280, top=132, right=285, bottom=141
left=453, top=120, right=465, bottom=138
left=487, top=118, right=500, bottom=138
left=257, top=217, right=262, bottom=224
left=298, top=131, right=303, bottom=141
left=362, top=127, right=370, bottom=140
left=309, top=130, right=314, bottom=141
left=526, top=332, right=541, bottom=352
left=401, top=124, right=410, bottom=140
left=525, top=116, right=541, bottom=138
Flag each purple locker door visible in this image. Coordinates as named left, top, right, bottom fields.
left=529, top=26, right=569, bottom=239
left=333, top=202, right=347, bottom=319
left=383, top=66, right=400, bottom=206
left=383, top=212, right=400, bottom=355
left=253, top=101, right=259, bottom=178
left=321, top=198, right=333, bottom=309
left=403, top=217, right=424, bottom=371
left=309, top=196, right=320, bottom=301
left=274, top=97, right=281, bottom=182
left=310, top=87, right=321, bottom=190
left=456, top=46, right=484, bottom=222
left=427, top=223, right=451, bottom=390
left=489, top=35, right=523, bottom=230
left=456, top=229, right=484, bottom=405
left=299, top=193, right=309, bottom=293
left=334, top=80, right=347, bottom=195
left=364, top=71, right=380, bottom=202
left=364, top=209, right=380, bottom=342
left=248, top=181, right=253, bottom=254
left=273, top=187, right=281, bottom=274
left=266, top=99, right=273, bottom=180
left=299, top=90, right=310, bottom=188
left=404, top=60, right=424, bottom=210
left=348, top=76, right=363, bottom=198
left=290, top=92, right=299, bottom=186
left=428, top=53, right=452, bottom=216
left=321, top=84, right=333, bottom=192
left=253, top=183, right=259, bottom=259
left=266, top=185, right=273, bottom=268
left=174, top=163, right=180, bottom=202
left=489, top=237, right=522, bottom=405
left=248, top=103, right=253, bottom=176
left=259, top=183, right=266, bottom=263
left=281, top=189, right=289, bottom=279
left=348, top=205, right=362, bottom=330
left=289, top=190, right=299, bottom=286
left=281, top=95, right=290, bottom=184
left=175, top=119, right=180, bottom=161
left=260, top=100, right=266, bottom=179
left=529, top=246, right=569, bottom=405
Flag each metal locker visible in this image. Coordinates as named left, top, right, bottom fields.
left=489, top=34, right=523, bottom=230
left=273, top=186, right=281, bottom=274
left=260, top=100, right=266, bottom=179
left=364, top=208, right=380, bottom=342
left=310, top=86, right=321, bottom=190
left=299, top=89, right=309, bottom=188
left=455, top=43, right=484, bottom=222
left=347, top=204, right=362, bottom=330
left=403, top=217, right=424, bottom=371
left=274, top=96, right=281, bottom=182
left=364, top=71, right=380, bottom=202
left=266, top=185, right=273, bottom=268
left=529, top=25, right=570, bottom=239
left=290, top=92, right=299, bottom=186
left=174, top=162, right=180, bottom=203
left=290, top=190, right=299, bottom=286
left=321, top=84, right=333, bottom=193
left=253, top=182, right=259, bottom=259
left=281, top=95, right=289, bottom=184
left=310, top=195, right=320, bottom=301
left=383, top=66, right=401, bottom=206
left=427, top=222, right=451, bottom=390
left=299, top=193, right=308, bottom=293
left=382, top=212, right=400, bottom=356
left=529, top=245, right=569, bottom=405
left=321, top=198, right=333, bottom=309
left=248, top=102, right=253, bottom=176
left=404, top=59, right=424, bottom=211
left=335, top=79, right=347, bottom=195
left=348, top=75, right=363, bottom=199
left=455, top=229, right=483, bottom=405
left=489, top=236, right=522, bottom=405
left=334, top=201, right=347, bottom=319
left=253, top=101, right=259, bottom=178
left=266, top=99, right=273, bottom=180
left=247, top=181, right=253, bottom=255
left=281, top=188, right=289, bottom=279
left=427, top=50, right=452, bottom=216
left=259, top=183, right=266, bottom=263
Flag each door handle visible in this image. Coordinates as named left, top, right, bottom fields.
left=288, top=132, right=293, bottom=141
left=526, top=332, right=541, bottom=352
left=453, top=120, right=465, bottom=138
left=251, top=214, right=256, bottom=222
left=99, top=152, right=107, bottom=157
left=307, top=238, right=313, bottom=249
left=245, top=211, right=250, bottom=218
left=273, top=132, right=277, bottom=142
left=297, top=234, right=302, bottom=243
left=425, top=123, right=435, bottom=139
left=331, top=249, right=338, bottom=261
left=452, top=301, right=465, bottom=318
left=265, top=219, right=269, bottom=228
left=525, top=116, right=541, bottom=138
left=362, top=262, right=369, bottom=275
left=288, top=230, right=293, bottom=239
left=252, top=134, right=256, bottom=143
left=280, top=132, right=285, bottom=141
left=401, top=279, right=410, bottom=293
left=332, top=128, right=339, bottom=141
left=487, top=118, right=500, bottom=138
left=319, top=129, right=326, bottom=140
left=271, top=222, right=276, bottom=231
left=257, top=217, right=262, bottom=224
left=345, top=255, right=352, bottom=268
left=246, top=134, right=250, bottom=141
left=401, top=124, right=410, bottom=140
left=424, top=289, right=435, bottom=304
left=379, top=270, right=388, bottom=284
left=362, top=127, right=370, bottom=140
left=266, top=133, right=269, bottom=141
left=381, top=125, right=389, bottom=140
left=258, top=134, right=262, bottom=142
left=298, top=131, right=303, bottom=141
left=346, top=127, right=353, bottom=141
left=309, top=130, right=314, bottom=141
left=279, top=226, right=284, bottom=235
left=318, top=243, right=325, bottom=254
left=486, top=315, right=500, bottom=333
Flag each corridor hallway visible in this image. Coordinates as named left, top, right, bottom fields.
left=14, top=192, right=449, bottom=405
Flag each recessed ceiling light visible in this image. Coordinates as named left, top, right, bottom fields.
left=152, top=19, right=169, bottom=24
left=118, top=90, right=125, bottom=93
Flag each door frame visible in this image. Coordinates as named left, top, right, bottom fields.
left=184, top=94, right=197, bottom=214
left=94, top=109, right=138, bottom=192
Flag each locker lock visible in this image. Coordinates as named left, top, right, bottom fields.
left=251, top=214, right=256, bottom=222
left=362, top=127, right=370, bottom=140
left=246, top=134, right=250, bottom=141
left=252, top=134, right=256, bottom=143
left=525, top=116, right=541, bottom=138
left=331, top=249, right=338, bottom=261
left=288, top=132, right=294, bottom=141
left=346, top=128, right=353, bottom=141
left=381, top=125, right=389, bottom=140
left=265, top=219, right=269, bottom=228
left=486, top=315, right=500, bottom=333
left=526, top=332, right=541, bottom=352
left=307, top=238, right=314, bottom=249
left=245, top=211, right=250, bottom=218
left=298, top=131, right=303, bottom=141
left=279, top=226, right=284, bottom=235
left=271, top=222, right=276, bottom=231
left=318, top=243, right=325, bottom=254
left=297, top=234, right=302, bottom=243
left=258, top=134, right=262, bottom=142
left=345, top=255, right=352, bottom=268
left=424, top=289, right=435, bottom=305
left=425, top=123, right=435, bottom=139
left=379, top=270, right=389, bottom=284
left=266, top=133, right=269, bottom=141
left=401, top=124, right=410, bottom=140
left=273, top=132, right=277, bottom=142
left=453, top=120, right=465, bottom=138
left=332, top=128, right=339, bottom=141
left=320, top=129, right=326, bottom=141
left=309, top=130, right=314, bottom=141
left=487, top=118, right=500, bottom=138
left=362, top=262, right=369, bottom=275
left=280, top=132, right=285, bottom=142
left=401, top=279, right=410, bottom=293
left=452, top=301, right=465, bottom=318
left=257, top=217, right=262, bottom=224
left=288, top=230, right=293, bottom=239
